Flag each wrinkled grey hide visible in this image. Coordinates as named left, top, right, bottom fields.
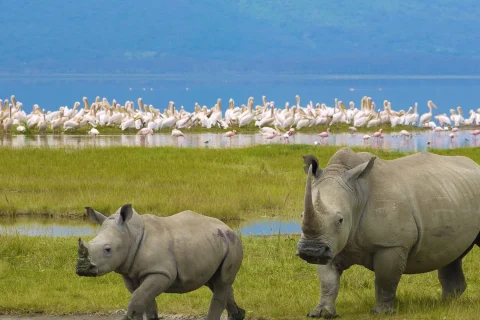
left=297, top=147, right=480, bottom=318
left=76, top=204, right=244, bottom=320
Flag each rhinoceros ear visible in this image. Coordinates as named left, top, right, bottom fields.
left=116, top=204, right=134, bottom=227
left=85, top=207, right=107, bottom=225
left=302, top=155, right=322, bottom=178
left=344, top=156, right=376, bottom=183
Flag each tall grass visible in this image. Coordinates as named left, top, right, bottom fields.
left=1, top=234, right=480, bottom=319
left=1, top=146, right=479, bottom=220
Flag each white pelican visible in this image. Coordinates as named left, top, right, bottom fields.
left=400, top=130, right=412, bottom=138
left=88, top=128, right=100, bottom=136
left=419, top=100, right=437, bottom=125
left=405, top=103, right=419, bottom=125
left=434, top=114, right=451, bottom=126
left=64, top=118, right=81, bottom=131
left=172, top=129, right=185, bottom=137
left=3, top=102, right=13, bottom=133
left=239, top=97, right=255, bottom=127
left=38, top=111, right=48, bottom=133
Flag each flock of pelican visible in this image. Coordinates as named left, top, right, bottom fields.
left=1, top=95, right=480, bottom=142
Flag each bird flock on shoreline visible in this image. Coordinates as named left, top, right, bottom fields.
left=1, top=95, right=480, bottom=141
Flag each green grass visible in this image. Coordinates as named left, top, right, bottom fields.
left=1, top=234, right=480, bottom=319
left=1, top=146, right=480, bottom=219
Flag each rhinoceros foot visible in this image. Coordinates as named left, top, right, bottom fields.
left=307, top=307, right=338, bottom=319
left=228, top=307, right=246, bottom=320
left=371, top=307, right=396, bottom=315
left=121, top=310, right=143, bottom=320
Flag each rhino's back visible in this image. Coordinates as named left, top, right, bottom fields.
left=363, top=152, right=480, bottom=273
left=386, top=151, right=479, bottom=175
left=165, top=210, right=231, bottom=229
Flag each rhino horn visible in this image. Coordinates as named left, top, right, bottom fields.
left=78, top=238, right=89, bottom=257
left=302, top=165, right=322, bottom=235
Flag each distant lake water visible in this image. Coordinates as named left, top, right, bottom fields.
left=1, top=131, right=479, bottom=151
left=1, top=75, right=480, bottom=115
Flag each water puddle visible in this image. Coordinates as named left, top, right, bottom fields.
left=0, top=130, right=479, bottom=151
left=0, top=217, right=301, bottom=237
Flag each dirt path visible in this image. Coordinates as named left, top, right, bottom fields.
left=0, top=312, right=210, bottom=320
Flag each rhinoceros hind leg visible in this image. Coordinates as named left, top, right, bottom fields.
left=206, top=283, right=244, bottom=320
left=227, top=305, right=245, bottom=320
left=205, top=282, right=228, bottom=320
left=226, top=287, right=245, bottom=320
left=438, top=257, right=467, bottom=300
left=205, top=238, right=243, bottom=320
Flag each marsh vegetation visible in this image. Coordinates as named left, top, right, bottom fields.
left=2, top=146, right=480, bottom=319
left=1, top=146, right=479, bottom=219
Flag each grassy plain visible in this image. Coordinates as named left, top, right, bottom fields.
left=1, top=146, right=480, bottom=219
left=2, top=146, right=480, bottom=318
left=1, top=234, right=480, bottom=320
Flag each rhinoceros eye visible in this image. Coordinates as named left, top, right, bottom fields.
left=103, top=244, right=112, bottom=257
left=339, top=218, right=344, bottom=224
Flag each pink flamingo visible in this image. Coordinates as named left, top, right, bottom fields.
left=472, top=129, right=480, bottom=139
left=318, top=128, right=331, bottom=139
left=225, top=130, right=237, bottom=145
left=225, top=130, right=237, bottom=138
left=264, top=131, right=278, bottom=142
left=137, top=128, right=153, bottom=135
left=373, top=129, right=383, bottom=140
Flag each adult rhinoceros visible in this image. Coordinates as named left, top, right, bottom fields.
left=76, top=204, right=245, bottom=320
left=296, top=147, right=480, bottom=318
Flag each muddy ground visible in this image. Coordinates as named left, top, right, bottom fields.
left=0, top=312, right=215, bottom=320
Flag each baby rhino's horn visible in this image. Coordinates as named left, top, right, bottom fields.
left=78, top=238, right=89, bottom=257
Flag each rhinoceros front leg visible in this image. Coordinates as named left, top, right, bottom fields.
left=123, top=274, right=173, bottom=320
left=122, top=276, right=159, bottom=320
left=372, top=248, right=408, bottom=314
left=308, top=263, right=342, bottom=319
left=144, top=300, right=159, bottom=320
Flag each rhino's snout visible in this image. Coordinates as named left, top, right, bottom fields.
left=76, top=238, right=98, bottom=277
left=296, top=238, right=334, bottom=265
left=75, top=260, right=98, bottom=277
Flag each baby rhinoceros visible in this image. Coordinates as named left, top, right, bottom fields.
left=76, top=204, right=245, bottom=320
